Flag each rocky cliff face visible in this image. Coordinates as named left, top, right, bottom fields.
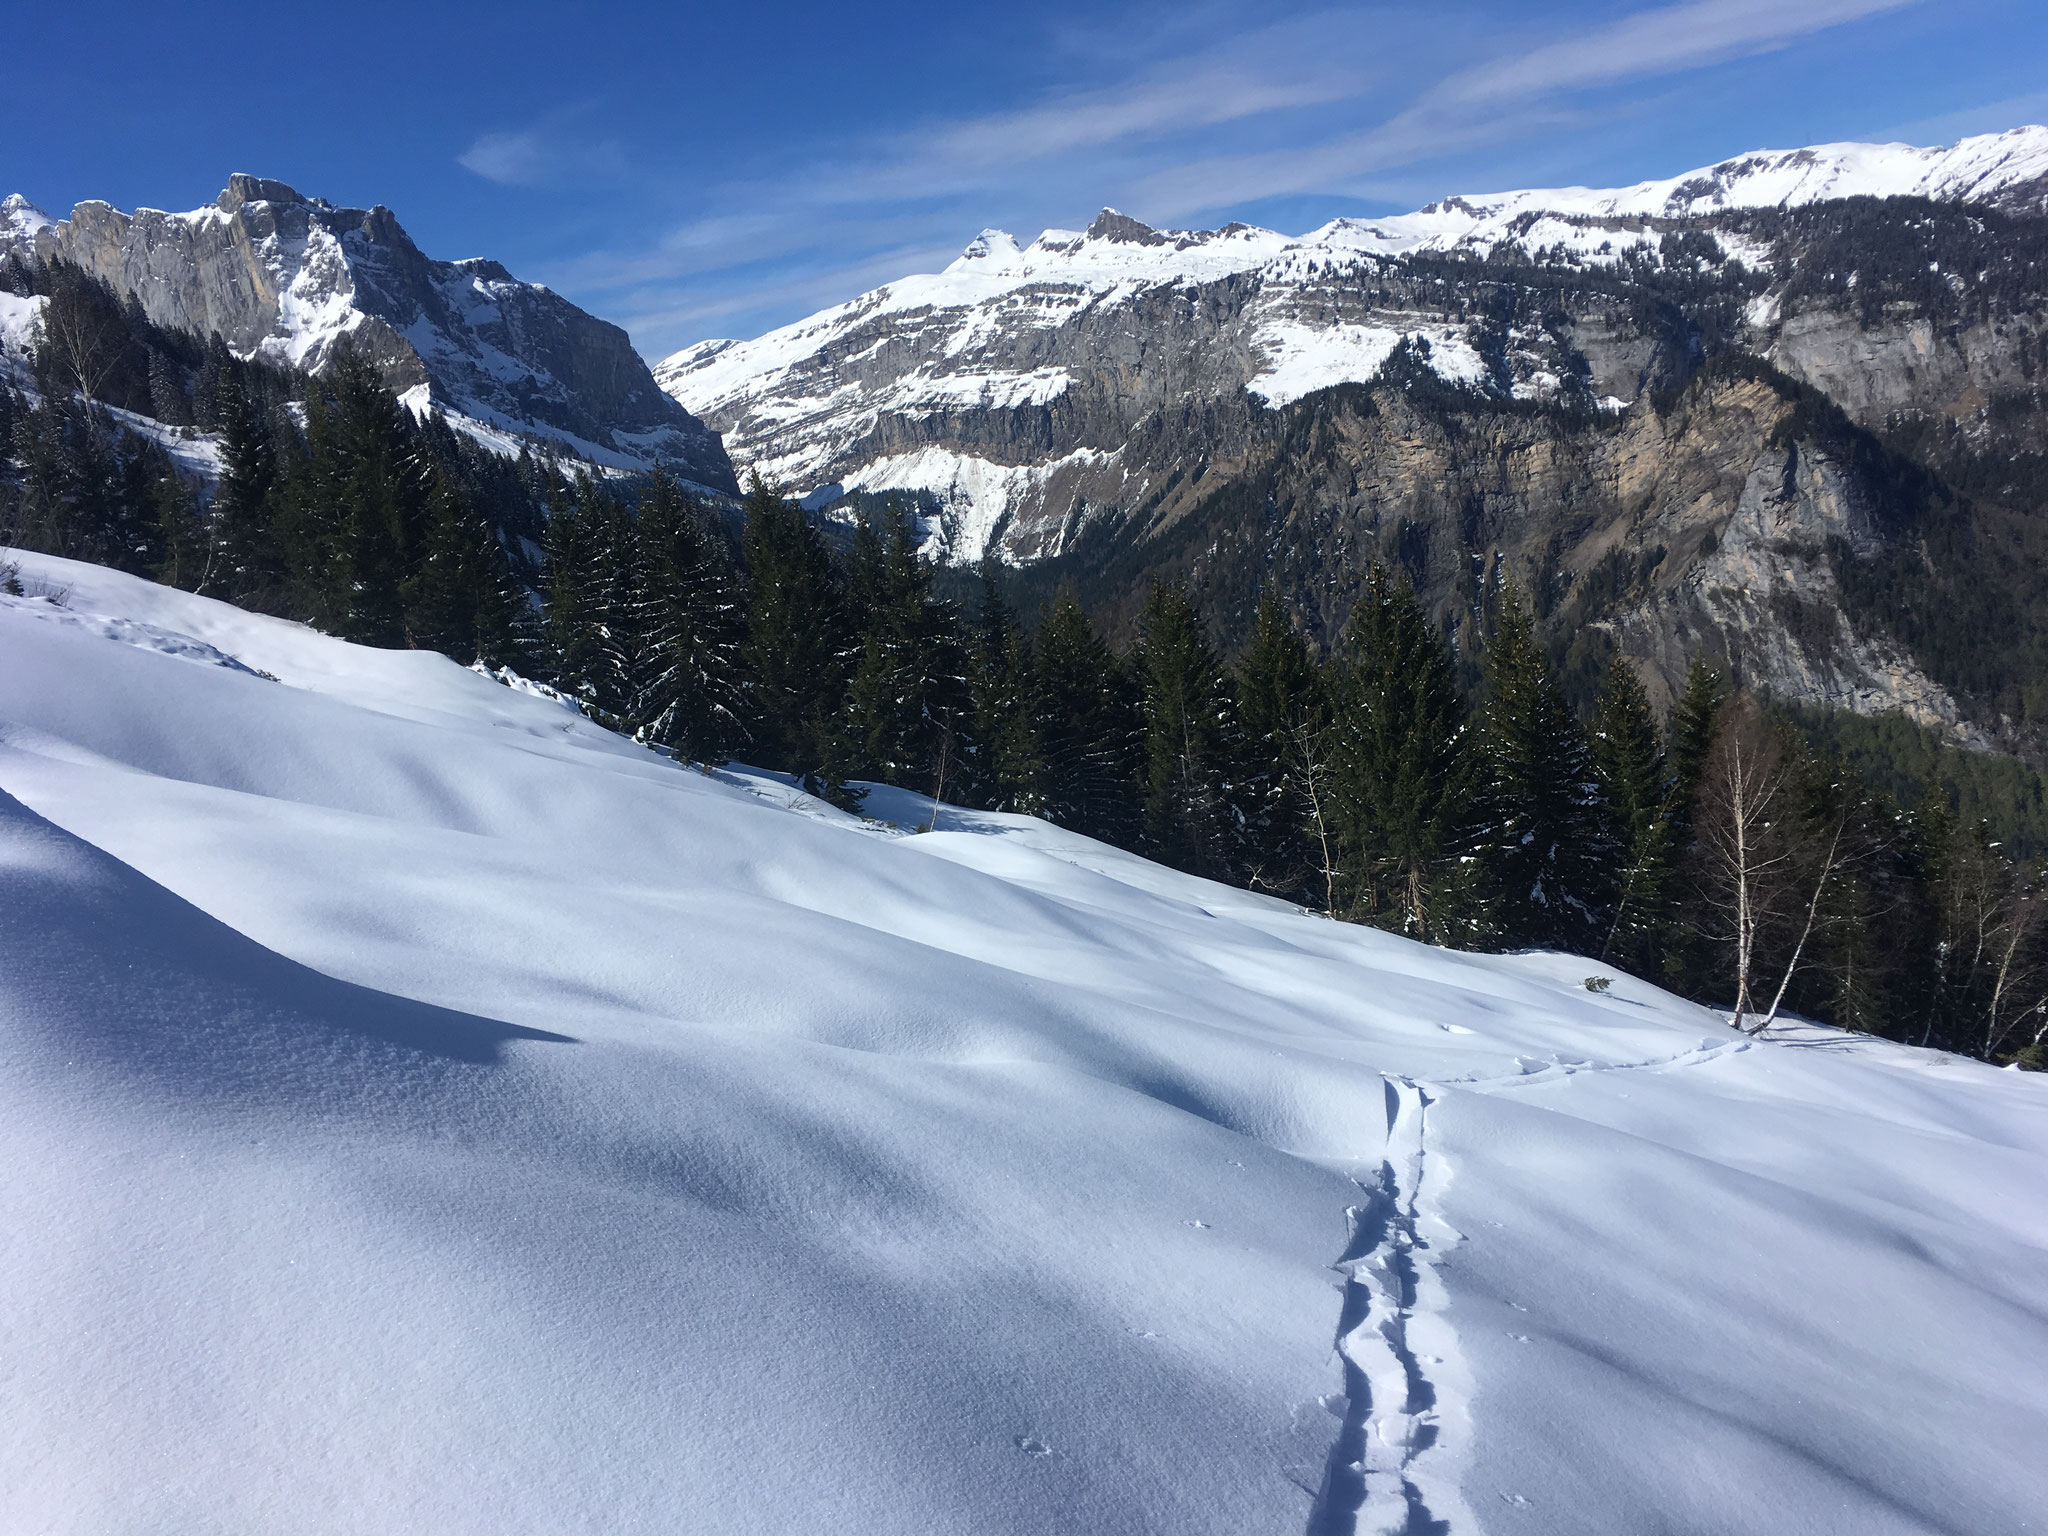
left=3, top=176, right=735, bottom=493
left=659, top=128, right=2048, bottom=744
left=1032, top=368, right=1988, bottom=743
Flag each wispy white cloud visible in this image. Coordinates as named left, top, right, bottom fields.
left=1867, top=87, right=2048, bottom=148
left=458, top=105, right=627, bottom=189
left=1432, top=0, right=1915, bottom=106
left=498, top=0, right=1928, bottom=354
left=1128, top=0, right=1921, bottom=216
left=458, top=130, right=551, bottom=187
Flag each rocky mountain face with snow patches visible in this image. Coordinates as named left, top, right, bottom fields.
left=660, top=128, right=2048, bottom=740
left=2, top=177, right=736, bottom=492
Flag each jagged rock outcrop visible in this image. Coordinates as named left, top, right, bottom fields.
left=3, top=176, right=735, bottom=493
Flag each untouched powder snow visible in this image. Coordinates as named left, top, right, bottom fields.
left=3, top=550, right=2046, bottom=1533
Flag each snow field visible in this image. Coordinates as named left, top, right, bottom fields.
left=2, top=550, right=2046, bottom=1533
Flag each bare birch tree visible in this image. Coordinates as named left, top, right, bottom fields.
left=1692, top=694, right=1794, bottom=1030
left=36, top=274, right=123, bottom=417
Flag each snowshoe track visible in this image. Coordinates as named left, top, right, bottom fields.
left=1308, top=1078, right=1465, bottom=1536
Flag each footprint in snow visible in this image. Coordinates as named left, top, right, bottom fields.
left=1184, top=1219, right=1211, bottom=1229
left=1015, top=1436, right=1053, bottom=1458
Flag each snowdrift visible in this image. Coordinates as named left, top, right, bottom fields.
left=2, top=550, right=2044, bottom=1534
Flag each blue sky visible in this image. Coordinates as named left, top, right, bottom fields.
left=6, top=0, right=2045, bottom=359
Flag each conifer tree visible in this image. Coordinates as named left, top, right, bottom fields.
left=968, top=559, right=1049, bottom=814
left=1659, top=655, right=1730, bottom=993
left=1035, top=591, right=1141, bottom=847
left=147, top=347, right=189, bottom=427
left=630, top=469, right=744, bottom=762
left=322, top=346, right=425, bottom=646
left=210, top=367, right=281, bottom=603
left=575, top=474, right=639, bottom=719
left=737, top=476, right=850, bottom=791
left=1666, top=656, right=1728, bottom=829
left=1234, top=583, right=1328, bottom=900
left=1593, top=655, right=1672, bottom=971
left=1136, top=579, right=1240, bottom=879
left=543, top=477, right=606, bottom=701
left=151, top=469, right=208, bottom=592
left=841, top=502, right=971, bottom=804
left=1327, top=565, right=1485, bottom=942
left=406, top=463, right=516, bottom=665
left=1480, top=583, right=1614, bottom=951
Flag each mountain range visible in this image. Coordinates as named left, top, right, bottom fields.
left=657, top=127, right=2048, bottom=743
left=9, top=130, right=2048, bottom=750
left=0, top=176, right=735, bottom=493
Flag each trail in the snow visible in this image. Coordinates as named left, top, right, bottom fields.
left=1307, top=1078, right=1468, bottom=1536
left=1445, top=1037, right=1751, bottom=1093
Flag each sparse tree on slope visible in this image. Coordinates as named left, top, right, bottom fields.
left=969, top=559, right=1050, bottom=815
left=1137, top=579, right=1241, bottom=880
left=1327, top=565, right=1486, bottom=943
left=842, top=503, right=973, bottom=805
left=1480, top=582, right=1614, bottom=952
left=631, top=469, right=745, bottom=762
left=1234, top=583, right=1330, bottom=903
left=738, top=476, right=850, bottom=793
left=1035, top=591, right=1142, bottom=848
left=1593, top=655, right=1672, bottom=972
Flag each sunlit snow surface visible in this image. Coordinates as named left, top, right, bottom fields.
left=2, top=551, right=2045, bottom=1534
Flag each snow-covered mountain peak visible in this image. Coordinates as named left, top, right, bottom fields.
left=656, top=126, right=2047, bottom=559
left=1, top=192, right=53, bottom=243
left=952, top=228, right=1023, bottom=269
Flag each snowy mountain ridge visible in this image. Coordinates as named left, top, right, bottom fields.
left=3, top=546, right=2046, bottom=1532
left=656, top=127, right=2048, bottom=559
left=3, top=177, right=736, bottom=490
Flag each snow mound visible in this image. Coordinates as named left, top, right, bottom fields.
left=3, top=548, right=2045, bottom=1533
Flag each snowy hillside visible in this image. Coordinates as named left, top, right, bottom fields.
left=656, top=128, right=2048, bottom=558
left=3, top=549, right=2046, bottom=1533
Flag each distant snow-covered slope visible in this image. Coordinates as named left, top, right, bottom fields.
left=3, top=548, right=2046, bottom=1533
left=2, top=178, right=735, bottom=489
left=657, top=128, right=2048, bottom=561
